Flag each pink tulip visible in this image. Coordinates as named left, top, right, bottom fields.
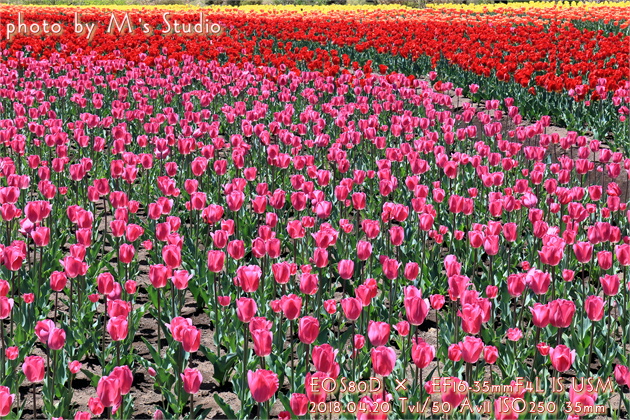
left=181, top=368, right=203, bottom=394
left=370, top=346, right=396, bottom=376
left=247, top=369, right=279, bottom=402
left=22, top=356, right=45, bottom=383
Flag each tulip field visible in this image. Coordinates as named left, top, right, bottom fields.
left=0, top=2, right=629, bottom=419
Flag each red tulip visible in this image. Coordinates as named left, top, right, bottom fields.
left=280, top=294, right=302, bottom=320
left=354, top=334, right=365, bottom=351
left=444, top=255, right=461, bottom=277
left=459, top=336, right=484, bottom=363
left=118, top=244, right=136, bottom=264
left=304, top=372, right=328, bottom=403
left=88, top=398, right=104, bottom=416
left=167, top=317, right=192, bottom=341
left=161, top=244, right=182, bottom=269
left=506, top=328, right=523, bottom=341
left=483, top=235, right=499, bottom=256
left=394, top=321, right=410, bottom=336
left=351, top=193, right=366, bottom=210
left=458, top=303, right=483, bottom=334
left=537, top=342, right=551, bottom=356
left=448, top=344, right=462, bottom=362
left=341, top=298, right=362, bottom=321
left=614, top=364, right=629, bottom=386
left=549, top=299, right=575, bottom=328
left=484, top=346, right=498, bottom=364
left=236, top=297, right=257, bottom=323
left=404, top=286, right=429, bottom=326
left=0, top=387, right=14, bottom=417
left=440, top=377, right=468, bottom=409
left=615, top=244, right=630, bottom=266
left=47, top=327, right=66, bottom=350
left=25, top=201, right=51, bottom=223
left=308, top=247, right=326, bottom=268
left=600, top=274, right=620, bottom=296
left=247, top=369, right=279, bottom=402
left=107, top=300, right=131, bottom=318
left=111, top=220, right=126, bottom=238
left=207, top=251, right=225, bottom=273
left=171, top=270, right=192, bottom=290
left=367, top=321, right=390, bottom=346
left=251, top=329, right=272, bottom=357
left=181, top=326, right=201, bottom=353
left=34, top=319, right=55, bottom=344
left=312, top=344, right=337, bottom=374
left=107, top=316, right=128, bottom=341
left=448, top=275, right=470, bottom=300
left=538, top=245, right=564, bottom=266
left=149, top=264, right=170, bottom=289
left=549, top=345, right=576, bottom=372
left=2, top=246, right=24, bottom=272
left=110, top=366, right=133, bottom=395
left=31, top=226, right=50, bottom=247
left=507, top=274, right=526, bottom=297
left=290, top=393, right=309, bottom=416
left=419, top=214, right=434, bottom=231
left=494, top=397, right=519, bottom=420
left=235, top=265, right=262, bottom=293
left=0, top=298, right=13, bottom=320
left=69, top=360, right=82, bottom=374
left=597, top=251, right=612, bottom=270
left=75, top=411, right=92, bottom=420
left=403, top=262, right=419, bottom=281
left=485, top=285, right=498, bottom=299
left=298, top=316, right=319, bottom=344
left=370, top=346, right=396, bottom=376
left=573, top=241, right=593, bottom=263
left=97, top=375, right=122, bottom=408
left=502, top=223, right=517, bottom=242
left=22, top=356, right=45, bottom=382
left=60, top=256, right=87, bottom=278
left=287, top=220, right=305, bottom=239
left=411, top=338, right=435, bottom=369
left=584, top=295, right=604, bottom=321
left=381, top=257, right=399, bottom=280
left=5, top=347, right=17, bottom=360
left=337, top=260, right=354, bottom=280
left=96, top=272, right=113, bottom=295
left=430, top=294, right=445, bottom=310
left=272, top=262, right=291, bottom=284
left=389, top=226, right=404, bottom=246
left=226, top=191, right=245, bottom=212
left=181, top=368, right=203, bottom=394
left=530, top=303, right=549, bottom=328
left=299, top=273, right=318, bottom=295
left=357, top=241, right=372, bottom=261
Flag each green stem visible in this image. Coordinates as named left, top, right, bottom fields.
left=213, top=273, right=220, bottom=358
left=157, top=289, right=162, bottom=354
left=586, top=322, right=595, bottom=377
left=242, top=321, right=249, bottom=415
left=290, top=320, right=295, bottom=391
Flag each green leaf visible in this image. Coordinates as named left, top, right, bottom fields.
left=141, top=337, right=163, bottom=367
left=277, top=392, right=292, bottom=414
left=213, top=393, right=237, bottom=419
left=81, top=368, right=100, bottom=388
left=202, top=346, right=238, bottom=385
